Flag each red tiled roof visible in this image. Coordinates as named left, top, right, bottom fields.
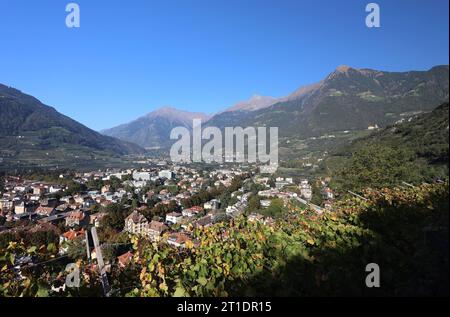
left=63, top=229, right=85, bottom=240
left=169, top=232, right=190, bottom=244
left=148, top=220, right=168, bottom=233
left=117, top=251, right=133, bottom=267
left=36, top=206, right=54, bottom=215
left=167, top=212, right=182, bottom=217
left=68, top=210, right=85, bottom=220
left=194, top=215, right=213, bottom=227
left=190, top=206, right=203, bottom=213
left=126, top=210, right=148, bottom=224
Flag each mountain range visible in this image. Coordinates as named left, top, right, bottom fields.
left=102, top=65, right=449, bottom=148
left=1, top=64, right=448, bottom=170
left=0, top=84, right=144, bottom=170
left=207, top=65, right=449, bottom=137
left=101, top=107, right=210, bottom=149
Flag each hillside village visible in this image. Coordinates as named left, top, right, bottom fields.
left=0, top=164, right=338, bottom=277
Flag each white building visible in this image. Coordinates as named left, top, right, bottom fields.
left=159, top=170, right=175, bottom=179
left=133, top=172, right=152, bottom=181
left=259, top=164, right=278, bottom=174
left=226, top=206, right=239, bottom=215
left=204, top=199, right=220, bottom=210
left=299, top=180, right=313, bottom=200
left=166, top=212, right=183, bottom=224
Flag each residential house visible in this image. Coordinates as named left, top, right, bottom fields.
left=226, top=205, right=239, bottom=215
left=49, top=185, right=64, bottom=194
left=100, top=200, right=113, bottom=208
left=321, top=188, right=334, bottom=200
left=90, top=212, right=107, bottom=228
left=204, top=199, right=220, bottom=210
left=166, top=212, right=183, bottom=224
left=32, top=185, right=47, bottom=196
left=13, top=185, right=30, bottom=193
left=14, top=201, right=36, bottom=215
left=117, top=251, right=133, bottom=268
left=181, top=206, right=203, bottom=218
left=60, top=196, right=75, bottom=204
left=74, top=195, right=88, bottom=206
left=39, top=198, right=58, bottom=208
left=146, top=220, right=168, bottom=241
left=36, top=205, right=56, bottom=217
left=12, top=212, right=37, bottom=222
left=124, top=210, right=148, bottom=235
left=133, top=172, right=152, bottom=181
left=192, top=214, right=213, bottom=229
left=83, top=197, right=96, bottom=208
left=300, top=186, right=312, bottom=201
left=101, top=185, right=111, bottom=194
left=29, top=194, right=41, bottom=201
left=264, top=217, right=275, bottom=226
left=55, top=203, right=71, bottom=213
left=0, top=199, right=14, bottom=212
left=258, top=189, right=279, bottom=198
left=158, top=170, right=174, bottom=179
left=65, top=210, right=89, bottom=227
left=59, top=229, right=86, bottom=254
left=167, top=232, right=191, bottom=248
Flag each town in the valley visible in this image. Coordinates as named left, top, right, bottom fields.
left=0, top=160, right=336, bottom=289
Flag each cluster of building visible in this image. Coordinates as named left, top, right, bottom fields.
left=2, top=178, right=72, bottom=221
left=1, top=164, right=337, bottom=269
left=0, top=166, right=243, bottom=250
left=123, top=206, right=215, bottom=248
left=122, top=169, right=249, bottom=248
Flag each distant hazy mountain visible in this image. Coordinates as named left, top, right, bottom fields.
left=223, top=95, right=280, bottom=112
left=0, top=84, right=145, bottom=168
left=220, top=83, right=322, bottom=114
left=101, top=106, right=210, bottom=149
left=207, top=65, right=449, bottom=137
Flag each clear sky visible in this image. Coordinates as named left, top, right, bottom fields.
left=0, top=0, right=448, bottom=130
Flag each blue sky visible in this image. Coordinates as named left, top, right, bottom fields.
left=0, top=0, right=448, bottom=130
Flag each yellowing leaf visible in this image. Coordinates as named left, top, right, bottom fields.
left=174, top=286, right=187, bottom=297
left=197, top=277, right=208, bottom=286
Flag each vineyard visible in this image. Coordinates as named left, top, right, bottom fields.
left=1, top=183, right=448, bottom=297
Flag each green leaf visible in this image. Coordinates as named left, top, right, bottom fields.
left=197, top=277, right=208, bottom=286
left=174, top=286, right=187, bottom=297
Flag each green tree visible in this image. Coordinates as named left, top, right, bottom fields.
left=0, top=176, right=4, bottom=193
left=248, top=195, right=261, bottom=212
left=65, top=181, right=87, bottom=196
left=87, top=178, right=104, bottom=191
left=101, top=204, right=128, bottom=231
left=101, top=244, right=118, bottom=263
left=67, top=237, right=87, bottom=260
left=310, top=181, right=323, bottom=206
left=340, top=144, right=417, bottom=191
left=262, top=198, right=284, bottom=218
left=109, top=176, right=122, bottom=192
